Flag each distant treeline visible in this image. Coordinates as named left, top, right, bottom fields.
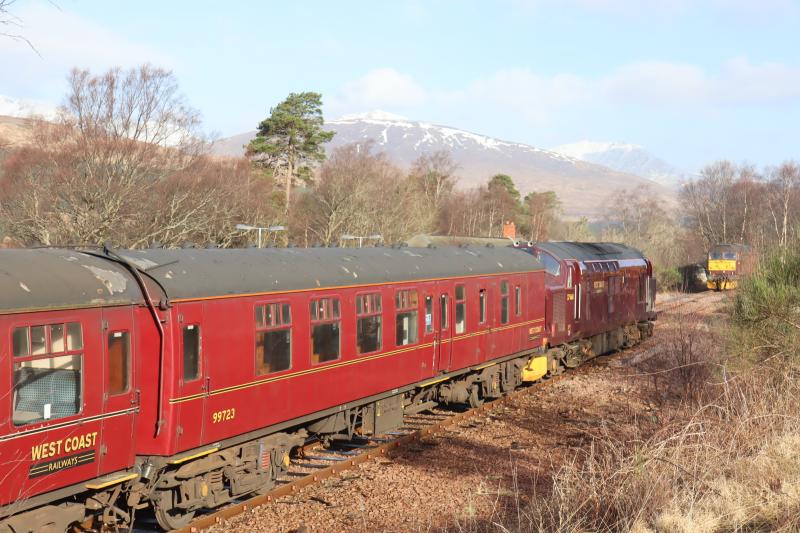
left=1, top=65, right=797, bottom=292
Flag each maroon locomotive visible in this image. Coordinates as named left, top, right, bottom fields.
left=520, top=241, right=656, bottom=372
left=0, top=242, right=654, bottom=531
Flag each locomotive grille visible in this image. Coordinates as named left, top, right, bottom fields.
left=553, top=294, right=566, bottom=333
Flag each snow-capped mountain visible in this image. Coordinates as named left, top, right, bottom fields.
left=212, top=111, right=673, bottom=218
left=552, top=141, right=684, bottom=188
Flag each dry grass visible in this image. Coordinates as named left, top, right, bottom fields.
left=486, top=308, right=800, bottom=533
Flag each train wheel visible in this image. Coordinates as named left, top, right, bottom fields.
left=154, top=504, right=196, bottom=531
left=468, top=384, right=484, bottom=408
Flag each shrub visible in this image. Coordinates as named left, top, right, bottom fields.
left=732, top=245, right=800, bottom=360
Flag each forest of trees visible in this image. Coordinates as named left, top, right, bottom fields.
left=0, top=65, right=798, bottom=291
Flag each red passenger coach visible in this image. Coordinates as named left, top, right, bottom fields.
left=0, top=245, right=546, bottom=531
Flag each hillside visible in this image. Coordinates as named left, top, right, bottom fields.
left=0, top=115, right=36, bottom=147
left=213, top=112, right=674, bottom=218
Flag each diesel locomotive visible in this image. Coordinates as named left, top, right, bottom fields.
left=0, top=242, right=655, bottom=531
left=706, top=243, right=756, bottom=290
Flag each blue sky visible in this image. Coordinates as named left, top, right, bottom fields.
left=1, top=0, right=799, bottom=170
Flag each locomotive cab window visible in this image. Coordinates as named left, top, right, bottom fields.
left=395, top=289, right=419, bottom=346
left=183, top=325, right=201, bottom=381
left=256, top=302, right=292, bottom=373
left=356, top=293, right=382, bottom=354
left=310, top=298, right=340, bottom=363
left=455, top=284, right=466, bottom=334
left=107, top=331, right=130, bottom=395
left=539, top=253, right=561, bottom=277
left=11, top=322, right=83, bottom=426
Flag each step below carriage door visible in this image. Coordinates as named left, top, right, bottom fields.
left=174, top=302, right=208, bottom=450
left=100, top=306, right=138, bottom=474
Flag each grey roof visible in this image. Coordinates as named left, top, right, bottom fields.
left=0, top=246, right=542, bottom=313
left=120, top=246, right=541, bottom=301
left=405, top=234, right=515, bottom=248
left=0, top=248, right=142, bottom=315
left=535, top=242, right=646, bottom=262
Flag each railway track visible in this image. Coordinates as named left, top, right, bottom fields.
left=141, top=290, right=716, bottom=533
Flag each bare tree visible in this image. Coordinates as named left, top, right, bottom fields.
left=681, top=160, right=740, bottom=248
left=294, top=143, right=429, bottom=246
left=0, top=65, right=280, bottom=248
left=765, top=161, right=800, bottom=249
left=410, top=151, right=458, bottom=223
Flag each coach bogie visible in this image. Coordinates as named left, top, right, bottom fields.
left=151, top=431, right=304, bottom=530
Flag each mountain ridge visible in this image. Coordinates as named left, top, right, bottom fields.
left=212, top=112, right=674, bottom=218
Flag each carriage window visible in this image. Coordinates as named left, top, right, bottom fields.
left=67, top=323, right=83, bottom=350
left=440, top=294, right=449, bottom=330
left=31, top=326, right=46, bottom=356
left=12, top=322, right=83, bottom=426
left=108, top=331, right=130, bottom=395
left=51, top=324, right=65, bottom=353
left=425, top=295, right=434, bottom=334
left=12, top=327, right=29, bottom=357
left=455, top=284, right=466, bottom=334
left=500, top=281, right=509, bottom=324
left=479, top=289, right=487, bottom=324
left=395, top=289, right=419, bottom=346
left=183, top=325, right=201, bottom=381
left=356, top=293, right=382, bottom=354
left=310, top=298, right=340, bottom=363
left=515, top=286, right=522, bottom=316
left=256, top=302, right=292, bottom=373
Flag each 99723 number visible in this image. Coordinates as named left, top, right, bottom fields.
left=212, top=408, right=235, bottom=424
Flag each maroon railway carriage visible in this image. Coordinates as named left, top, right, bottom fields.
left=0, top=245, right=546, bottom=531
left=518, top=241, right=656, bottom=370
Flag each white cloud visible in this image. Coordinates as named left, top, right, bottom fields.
left=600, top=58, right=800, bottom=106
left=440, top=68, right=588, bottom=124
left=0, top=1, right=173, bottom=101
left=330, top=57, right=800, bottom=127
left=327, top=68, right=428, bottom=118
left=601, top=61, right=712, bottom=105
left=721, top=57, right=800, bottom=103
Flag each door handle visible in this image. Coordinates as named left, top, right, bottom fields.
left=202, top=376, right=211, bottom=394
left=132, top=389, right=141, bottom=406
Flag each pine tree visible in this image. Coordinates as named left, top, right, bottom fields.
left=247, top=92, right=335, bottom=211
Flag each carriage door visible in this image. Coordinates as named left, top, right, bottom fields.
left=174, top=303, right=207, bottom=450
left=100, top=307, right=138, bottom=473
left=477, top=282, right=492, bottom=363
left=435, top=286, right=453, bottom=373
left=421, top=291, right=437, bottom=379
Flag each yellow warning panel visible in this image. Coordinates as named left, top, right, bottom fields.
left=521, top=356, right=548, bottom=382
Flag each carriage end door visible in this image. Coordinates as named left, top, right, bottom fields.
left=174, top=303, right=208, bottom=450
left=100, top=307, right=138, bottom=474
